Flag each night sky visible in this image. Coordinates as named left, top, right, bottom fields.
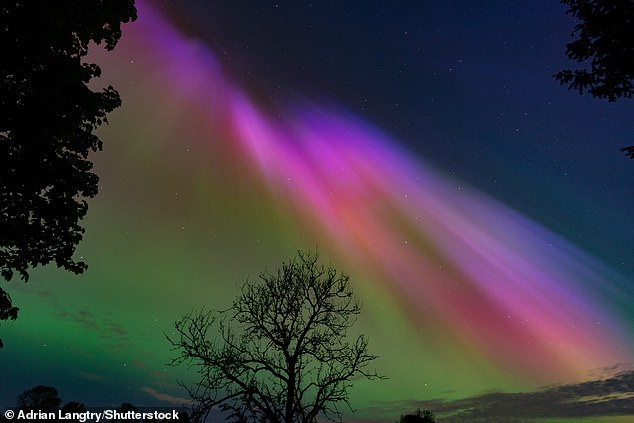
left=2, top=1, right=634, bottom=422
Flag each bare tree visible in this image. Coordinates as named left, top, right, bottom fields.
left=167, top=250, right=381, bottom=423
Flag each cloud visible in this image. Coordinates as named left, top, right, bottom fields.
left=35, top=289, right=54, bottom=299
left=56, top=308, right=130, bottom=349
left=78, top=372, right=109, bottom=382
left=141, top=387, right=192, bottom=405
left=57, top=309, right=100, bottom=331
left=99, top=320, right=130, bottom=350
left=352, top=370, right=634, bottom=423
left=131, top=359, right=145, bottom=369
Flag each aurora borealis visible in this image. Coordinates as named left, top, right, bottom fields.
left=2, top=1, right=634, bottom=421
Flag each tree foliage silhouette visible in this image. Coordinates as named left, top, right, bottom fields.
left=397, top=408, right=436, bottom=423
left=167, top=250, right=382, bottom=423
left=60, top=401, right=88, bottom=423
left=0, top=288, right=18, bottom=348
left=554, top=0, right=634, bottom=158
left=554, top=0, right=634, bottom=101
left=0, top=1, right=137, bottom=346
left=16, top=385, right=62, bottom=412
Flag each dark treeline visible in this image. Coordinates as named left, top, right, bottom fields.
left=0, top=385, right=191, bottom=423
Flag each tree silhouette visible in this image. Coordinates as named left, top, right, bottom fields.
left=5, top=386, right=159, bottom=423
left=554, top=0, right=634, bottom=101
left=0, top=288, right=18, bottom=348
left=0, top=1, right=137, bottom=346
left=397, top=408, right=436, bottom=423
left=554, top=0, right=634, bottom=158
left=16, top=385, right=62, bottom=412
left=167, top=250, right=382, bottom=423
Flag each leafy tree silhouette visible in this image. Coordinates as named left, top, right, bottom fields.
left=554, top=0, right=634, bottom=157
left=397, top=408, right=436, bottom=423
left=0, top=289, right=18, bottom=348
left=16, top=385, right=62, bottom=412
left=0, top=1, right=137, bottom=347
left=555, top=0, right=634, bottom=101
left=167, top=250, right=382, bottom=423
